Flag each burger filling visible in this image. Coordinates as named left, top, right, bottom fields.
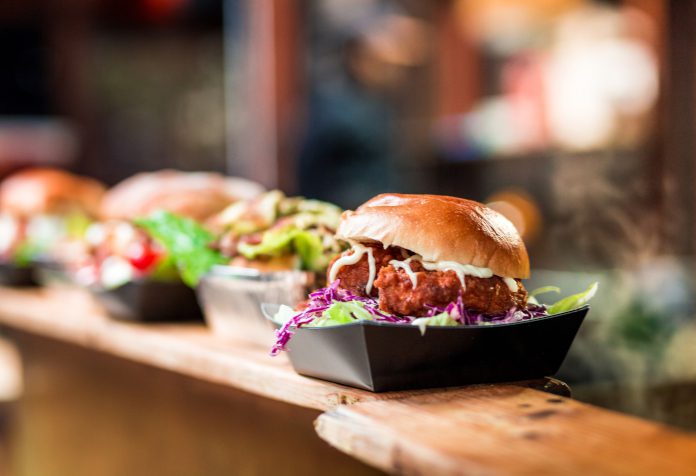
left=210, top=191, right=345, bottom=274
left=0, top=212, right=91, bottom=266
left=271, top=240, right=598, bottom=355
left=328, top=243, right=528, bottom=316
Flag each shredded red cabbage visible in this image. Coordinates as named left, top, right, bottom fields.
left=270, top=280, right=548, bottom=355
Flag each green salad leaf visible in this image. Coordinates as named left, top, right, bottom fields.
left=66, top=212, right=92, bottom=239
left=547, top=282, right=598, bottom=315
left=317, top=301, right=372, bottom=325
left=135, top=211, right=226, bottom=287
left=530, top=286, right=561, bottom=299
left=411, top=312, right=459, bottom=335
left=12, top=241, right=42, bottom=267
left=273, top=301, right=374, bottom=328
left=238, top=227, right=327, bottom=271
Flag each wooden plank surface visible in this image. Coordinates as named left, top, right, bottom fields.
left=316, top=385, right=696, bottom=476
left=0, top=287, right=560, bottom=411
left=3, top=287, right=696, bottom=475
left=0, top=286, right=406, bottom=411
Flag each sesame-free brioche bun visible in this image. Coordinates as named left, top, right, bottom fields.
left=100, top=170, right=265, bottom=222
left=336, top=193, right=530, bottom=279
left=0, top=168, right=106, bottom=217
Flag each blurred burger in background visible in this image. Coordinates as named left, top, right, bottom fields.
left=0, top=168, right=105, bottom=268
left=196, top=191, right=346, bottom=342
left=208, top=190, right=345, bottom=276
left=71, top=170, right=264, bottom=289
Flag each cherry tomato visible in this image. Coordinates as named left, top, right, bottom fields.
left=126, top=242, right=161, bottom=272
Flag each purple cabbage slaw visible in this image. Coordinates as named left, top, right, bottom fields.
left=270, top=280, right=548, bottom=356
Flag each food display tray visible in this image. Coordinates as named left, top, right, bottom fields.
left=266, top=305, right=589, bottom=392
left=197, top=266, right=313, bottom=344
left=0, top=262, right=37, bottom=287
left=93, top=280, right=203, bottom=322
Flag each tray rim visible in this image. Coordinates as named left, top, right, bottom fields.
left=263, top=303, right=589, bottom=331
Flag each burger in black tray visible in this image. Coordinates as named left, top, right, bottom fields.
left=0, top=168, right=105, bottom=286
left=67, top=170, right=264, bottom=322
left=268, top=193, right=597, bottom=392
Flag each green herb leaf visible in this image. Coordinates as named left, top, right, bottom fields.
left=135, top=211, right=225, bottom=287
left=530, top=286, right=561, bottom=298
left=547, top=282, right=598, bottom=315
left=317, top=301, right=373, bottom=325
left=238, top=227, right=327, bottom=271
left=411, top=312, right=458, bottom=335
left=12, top=241, right=41, bottom=267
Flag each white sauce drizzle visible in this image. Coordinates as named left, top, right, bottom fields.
left=502, top=277, right=519, bottom=293
left=328, top=242, right=377, bottom=294
left=331, top=244, right=520, bottom=294
left=389, top=258, right=418, bottom=288
left=365, top=247, right=376, bottom=294
left=419, top=260, right=492, bottom=290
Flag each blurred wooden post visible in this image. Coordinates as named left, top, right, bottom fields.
left=229, top=0, right=303, bottom=192
left=661, top=0, right=696, bottom=254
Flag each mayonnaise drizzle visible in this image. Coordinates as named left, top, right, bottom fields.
left=330, top=244, right=519, bottom=294
left=419, top=260, right=492, bottom=290
left=328, top=242, right=377, bottom=294
left=389, top=258, right=418, bottom=288
left=388, top=256, right=520, bottom=292
left=502, top=277, right=519, bottom=293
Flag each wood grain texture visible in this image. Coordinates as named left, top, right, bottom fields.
left=0, top=287, right=390, bottom=411
left=8, top=333, right=385, bottom=476
left=5, top=287, right=696, bottom=475
left=316, top=385, right=696, bottom=476
left=0, top=287, right=560, bottom=412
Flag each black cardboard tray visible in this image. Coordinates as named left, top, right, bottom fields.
left=0, top=262, right=37, bottom=287
left=92, top=280, right=203, bottom=322
left=267, top=305, right=589, bottom=392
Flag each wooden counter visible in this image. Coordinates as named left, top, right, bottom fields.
left=0, top=287, right=695, bottom=475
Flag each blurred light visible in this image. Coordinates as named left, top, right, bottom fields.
left=486, top=189, right=542, bottom=242
left=348, top=14, right=430, bottom=91
left=545, top=5, right=658, bottom=150
left=0, top=119, right=77, bottom=169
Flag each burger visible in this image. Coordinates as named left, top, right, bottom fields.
left=208, top=190, right=345, bottom=274
left=99, top=169, right=264, bottom=222
left=71, top=170, right=264, bottom=288
left=0, top=168, right=105, bottom=267
left=271, top=193, right=597, bottom=354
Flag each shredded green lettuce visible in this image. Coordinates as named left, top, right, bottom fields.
left=316, top=301, right=373, bottom=325
left=273, top=301, right=374, bottom=328
left=411, top=312, right=458, bottom=335
left=274, top=304, right=300, bottom=325
left=238, top=227, right=327, bottom=271
left=547, top=282, right=598, bottom=315
left=135, top=211, right=226, bottom=287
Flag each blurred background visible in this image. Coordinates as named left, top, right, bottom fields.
left=2, top=0, right=696, bottom=472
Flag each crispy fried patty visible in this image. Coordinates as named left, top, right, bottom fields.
left=374, top=265, right=527, bottom=316
left=328, top=244, right=402, bottom=297
left=329, top=245, right=527, bottom=315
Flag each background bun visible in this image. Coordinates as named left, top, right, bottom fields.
left=336, top=193, right=530, bottom=278
left=100, top=170, right=265, bottom=221
left=0, top=168, right=105, bottom=217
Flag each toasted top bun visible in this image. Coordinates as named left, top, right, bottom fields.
left=0, top=168, right=106, bottom=217
left=336, top=193, right=530, bottom=279
left=100, top=170, right=265, bottom=221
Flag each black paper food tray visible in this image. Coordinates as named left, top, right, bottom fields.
left=32, top=260, right=74, bottom=287
left=268, top=305, right=589, bottom=392
left=92, top=280, right=203, bottom=322
left=0, top=262, right=37, bottom=287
